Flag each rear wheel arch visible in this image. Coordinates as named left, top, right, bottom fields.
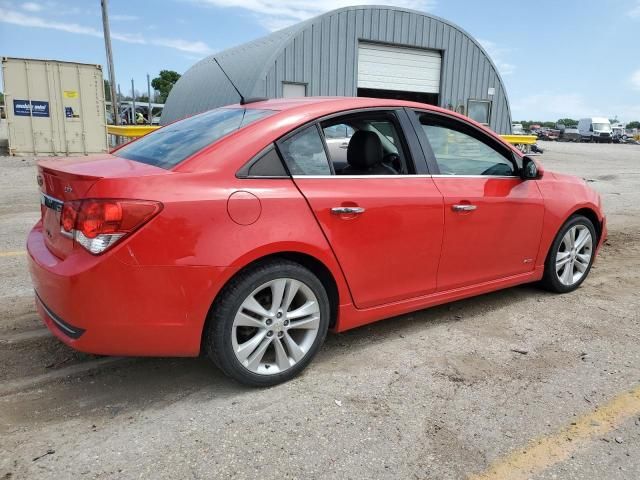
left=201, top=251, right=340, bottom=352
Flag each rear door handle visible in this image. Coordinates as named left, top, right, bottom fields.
left=331, top=207, right=365, bottom=215
left=452, top=204, right=477, bottom=212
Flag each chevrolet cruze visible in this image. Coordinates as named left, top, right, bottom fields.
left=28, top=98, right=606, bottom=386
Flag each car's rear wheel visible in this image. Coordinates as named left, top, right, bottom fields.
left=205, top=260, right=330, bottom=387
left=541, top=215, right=596, bottom=293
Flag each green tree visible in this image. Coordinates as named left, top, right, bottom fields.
left=557, top=118, right=578, bottom=127
left=626, top=121, right=640, bottom=129
left=151, top=70, right=181, bottom=103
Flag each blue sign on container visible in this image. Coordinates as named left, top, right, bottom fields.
left=31, top=100, right=50, bottom=117
left=13, top=99, right=50, bottom=117
left=13, top=100, right=31, bottom=116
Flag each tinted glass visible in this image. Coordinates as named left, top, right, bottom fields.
left=279, top=126, right=331, bottom=175
left=114, top=108, right=273, bottom=169
left=422, top=124, right=515, bottom=176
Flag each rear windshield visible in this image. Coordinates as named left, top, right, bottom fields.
left=114, top=107, right=273, bottom=169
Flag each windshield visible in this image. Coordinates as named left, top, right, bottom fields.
left=114, top=107, right=274, bottom=169
left=592, top=123, right=611, bottom=132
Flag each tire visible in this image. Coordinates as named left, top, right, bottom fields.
left=540, top=215, right=597, bottom=293
left=204, top=259, right=330, bottom=387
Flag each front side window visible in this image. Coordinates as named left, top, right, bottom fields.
left=417, top=115, right=516, bottom=176
left=278, top=126, right=331, bottom=175
left=114, top=107, right=273, bottom=169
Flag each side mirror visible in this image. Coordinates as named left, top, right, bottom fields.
left=521, top=156, right=544, bottom=180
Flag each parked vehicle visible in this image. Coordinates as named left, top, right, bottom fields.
left=28, top=98, right=607, bottom=387
left=512, top=123, right=524, bottom=134
left=578, top=117, right=612, bottom=143
left=537, top=128, right=560, bottom=141
left=561, top=127, right=581, bottom=142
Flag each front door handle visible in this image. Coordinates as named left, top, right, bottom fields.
left=452, top=204, right=477, bottom=212
left=331, top=206, right=365, bottom=215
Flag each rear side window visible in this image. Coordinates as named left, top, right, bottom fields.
left=114, top=108, right=273, bottom=169
left=278, top=126, right=331, bottom=175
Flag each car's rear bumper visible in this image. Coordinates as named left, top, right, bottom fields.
left=27, top=221, right=228, bottom=357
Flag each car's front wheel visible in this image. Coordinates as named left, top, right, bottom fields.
left=205, top=260, right=330, bottom=387
left=541, top=215, right=597, bottom=293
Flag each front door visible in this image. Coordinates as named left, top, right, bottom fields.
left=411, top=110, right=545, bottom=291
left=276, top=111, right=444, bottom=309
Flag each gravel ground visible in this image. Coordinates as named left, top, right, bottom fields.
left=0, top=141, right=639, bottom=479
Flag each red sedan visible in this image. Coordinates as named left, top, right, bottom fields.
left=28, top=98, right=606, bottom=386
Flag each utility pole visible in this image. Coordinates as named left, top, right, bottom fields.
left=117, top=83, right=123, bottom=123
left=131, top=78, right=136, bottom=124
left=147, top=74, right=152, bottom=124
left=101, top=0, right=120, bottom=125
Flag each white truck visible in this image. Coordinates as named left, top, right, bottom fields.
left=578, top=117, right=612, bottom=143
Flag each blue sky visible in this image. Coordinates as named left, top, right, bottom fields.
left=1, top=0, right=639, bottom=121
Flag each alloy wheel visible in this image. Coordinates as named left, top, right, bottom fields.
left=231, top=278, right=321, bottom=375
left=555, top=225, right=593, bottom=286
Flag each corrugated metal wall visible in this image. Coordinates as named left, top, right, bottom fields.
left=162, top=6, right=512, bottom=133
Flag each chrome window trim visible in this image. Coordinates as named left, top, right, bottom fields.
left=291, top=174, right=520, bottom=179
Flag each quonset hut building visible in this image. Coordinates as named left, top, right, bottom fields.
left=161, top=5, right=512, bottom=133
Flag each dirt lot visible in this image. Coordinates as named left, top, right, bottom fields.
left=1, top=142, right=639, bottom=479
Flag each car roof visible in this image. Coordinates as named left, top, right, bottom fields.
left=226, top=96, right=447, bottom=114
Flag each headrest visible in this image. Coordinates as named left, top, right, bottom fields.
left=347, top=130, right=383, bottom=170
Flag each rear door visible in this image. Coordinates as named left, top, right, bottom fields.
left=410, top=110, right=545, bottom=291
left=278, top=109, right=444, bottom=309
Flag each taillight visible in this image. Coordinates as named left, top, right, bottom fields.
left=60, top=199, right=162, bottom=254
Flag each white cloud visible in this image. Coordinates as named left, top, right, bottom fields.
left=22, top=2, right=42, bottom=12
left=153, top=38, right=212, bottom=55
left=478, top=39, right=515, bottom=77
left=631, top=69, right=640, bottom=90
left=192, top=0, right=436, bottom=31
left=629, top=0, right=640, bottom=18
left=0, top=7, right=213, bottom=55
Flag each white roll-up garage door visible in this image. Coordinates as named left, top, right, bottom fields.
left=357, top=42, right=442, bottom=94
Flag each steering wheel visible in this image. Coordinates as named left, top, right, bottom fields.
left=382, top=153, right=403, bottom=173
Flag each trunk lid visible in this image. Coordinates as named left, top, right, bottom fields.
left=37, top=154, right=168, bottom=258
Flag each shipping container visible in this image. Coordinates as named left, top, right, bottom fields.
left=1, top=57, right=108, bottom=156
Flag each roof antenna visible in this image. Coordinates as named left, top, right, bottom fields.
left=213, top=57, right=267, bottom=105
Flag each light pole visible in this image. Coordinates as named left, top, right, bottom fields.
left=101, top=0, right=120, bottom=126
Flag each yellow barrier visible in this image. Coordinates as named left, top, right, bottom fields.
left=107, top=125, right=160, bottom=138
left=500, top=135, right=538, bottom=145
left=107, top=125, right=538, bottom=148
